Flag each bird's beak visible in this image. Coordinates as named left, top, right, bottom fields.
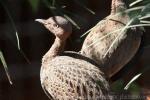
left=35, top=19, right=46, bottom=24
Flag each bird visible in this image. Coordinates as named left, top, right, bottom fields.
left=35, top=16, right=112, bottom=100
left=80, top=0, right=142, bottom=78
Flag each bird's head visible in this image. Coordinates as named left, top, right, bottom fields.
left=36, top=16, right=72, bottom=40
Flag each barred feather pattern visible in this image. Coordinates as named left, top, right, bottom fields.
left=41, top=55, right=112, bottom=100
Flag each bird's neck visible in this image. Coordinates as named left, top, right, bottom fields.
left=111, top=0, right=127, bottom=15
left=42, top=37, right=66, bottom=64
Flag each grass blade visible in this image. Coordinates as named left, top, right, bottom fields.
left=1, top=2, right=30, bottom=64
left=1, top=2, right=20, bottom=50
left=124, top=73, right=142, bottom=90
left=130, top=0, right=143, bottom=7
left=52, top=0, right=55, bottom=6
left=140, top=20, right=150, bottom=24
left=80, top=27, right=124, bottom=52
left=140, top=3, right=150, bottom=16
left=80, top=6, right=145, bottom=38
left=139, top=14, right=150, bottom=19
left=15, top=32, right=20, bottom=50
left=125, top=6, right=144, bottom=13
left=73, top=0, right=95, bottom=14
left=0, top=50, right=13, bottom=85
left=42, top=0, right=81, bottom=29
left=128, top=23, right=150, bottom=27
left=80, top=28, right=92, bottom=38
left=63, top=14, right=80, bottom=29
left=82, top=5, right=95, bottom=15
left=80, top=18, right=106, bottom=38
left=80, top=19, right=149, bottom=53
left=103, top=18, right=135, bottom=57
left=28, top=0, right=40, bottom=12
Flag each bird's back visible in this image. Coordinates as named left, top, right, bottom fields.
left=81, top=13, right=142, bottom=77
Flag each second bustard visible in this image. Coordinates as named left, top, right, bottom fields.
left=81, top=0, right=142, bottom=78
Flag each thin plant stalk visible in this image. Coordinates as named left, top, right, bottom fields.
left=130, top=0, right=143, bottom=7
left=103, top=18, right=135, bottom=57
left=80, top=23, right=150, bottom=52
left=1, top=2, right=20, bottom=50
left=80, top=6, right=145, bottom=38
left=0, top=51, right=13, bottom=85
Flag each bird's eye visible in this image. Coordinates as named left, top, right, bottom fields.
left=53, top=24, right=59, bottom=28
left=56, top=25, right=59, bottom=28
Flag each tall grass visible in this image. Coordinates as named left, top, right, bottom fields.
left=0, top=51, right=12, bottom=84
left=1, top=0, right=150, bottom=89
left=29, top=0, right=95, bottom=29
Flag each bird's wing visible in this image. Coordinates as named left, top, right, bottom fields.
left=41, top=56, right=111, bottom=100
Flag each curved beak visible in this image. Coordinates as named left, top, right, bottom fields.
left=35, top=19, right=46, bottom=24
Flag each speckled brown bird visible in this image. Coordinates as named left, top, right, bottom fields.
left=80, top=0, right=142, bottom=78
left=36, top=16, right=112, bottom=100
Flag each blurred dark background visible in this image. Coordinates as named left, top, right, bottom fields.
left=0, top=0, right=110, bottom=100
left=0, top=0, right=150, bottom=100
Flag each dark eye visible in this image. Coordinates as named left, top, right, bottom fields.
left=53, top=24, right=59, bottom=28
left=56, top=25, right=59, bottom=28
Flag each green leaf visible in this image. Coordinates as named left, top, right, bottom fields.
left=111, top=80, right=124, bottom=92
left=130, top=17, right=141, bottom=25
left=140, top=3, right=150, bottom=16
left=0, top=50, right=13, bottom=85
left=127, top=83, right=141, bottom=95
left=141, top=0, right=150, bottom=5
left=28, top=0, right=40, bottom=12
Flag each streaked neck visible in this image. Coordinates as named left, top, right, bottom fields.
left=42, top=37, right=66, bottom=64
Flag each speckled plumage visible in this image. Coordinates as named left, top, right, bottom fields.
left=36, top=16, right=112, bottom=100
left=41, top=53, right=111, bottom=100
left=81, top=0, right=142, bottom=78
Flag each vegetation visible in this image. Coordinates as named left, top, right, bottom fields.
left=0, top=0, right=150, bottom=95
